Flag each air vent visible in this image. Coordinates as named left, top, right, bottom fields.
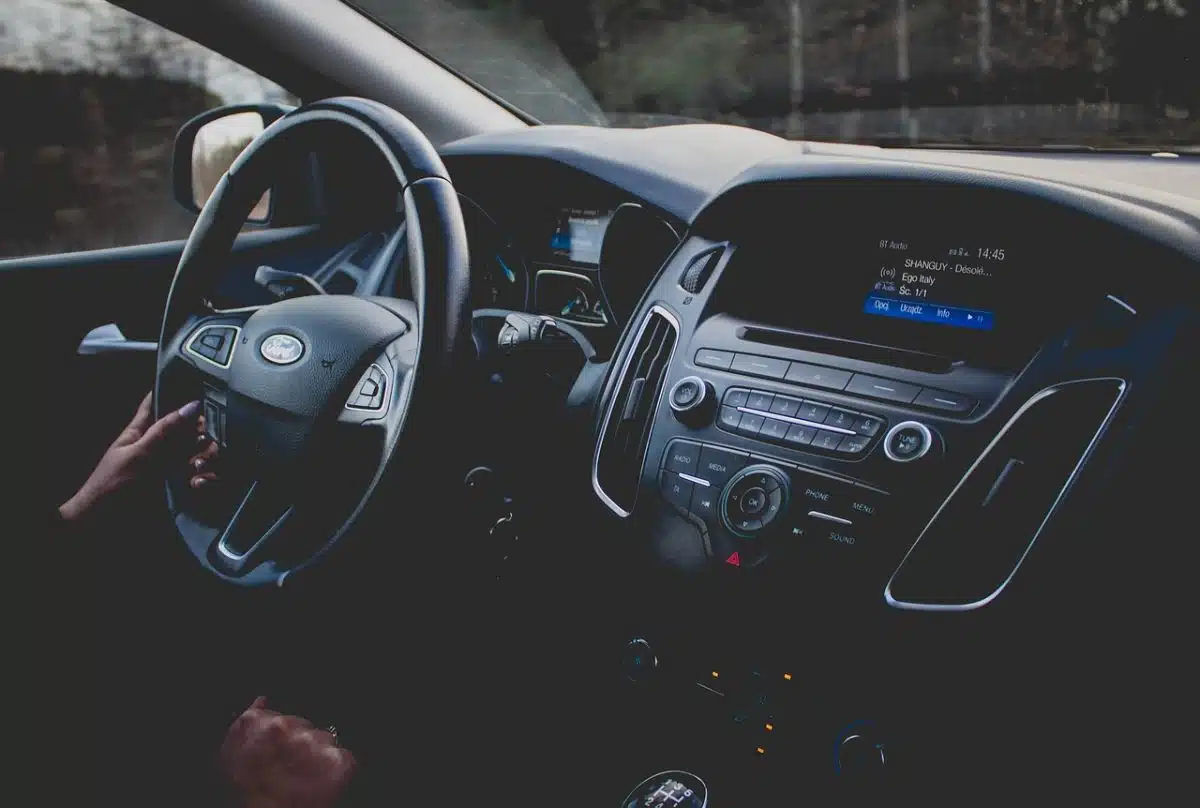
left=679, top=247, right=725, bottom=293
left=594, top=306, right=680, bottom=516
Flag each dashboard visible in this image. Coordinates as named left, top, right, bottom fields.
left=434, top=128, right=1199, bottom=799
left=204, top=121, right=1198, bottom=798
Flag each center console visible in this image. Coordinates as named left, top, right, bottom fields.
left=589, top=173, right=1191, bottom=796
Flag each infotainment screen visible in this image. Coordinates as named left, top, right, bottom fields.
left=549, top=208, right=613, bottom=266
left=861, top=237, right=1008, bottom=331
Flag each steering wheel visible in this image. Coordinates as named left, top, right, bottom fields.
left=154, top=98, right=470, bottom=586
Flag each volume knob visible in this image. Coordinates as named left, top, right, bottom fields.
left=668, top=376, right=715, bottom=426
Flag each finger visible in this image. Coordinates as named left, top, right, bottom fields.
left=128, top=392, right=154, bottom=431
left=249, top=696, right=268, bottom=711
left=114, top=392, right=155, bottom=445
left=136, top=400, right=202, bottom=451
left=191, top=441, right=220, bottom=464
left=190, top=472, right=219, bottom=489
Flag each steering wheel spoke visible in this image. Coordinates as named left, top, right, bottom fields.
left=210, top=479, right=296, bottom=575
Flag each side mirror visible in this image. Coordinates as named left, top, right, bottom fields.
left=172, top=104, right=293, bottom=222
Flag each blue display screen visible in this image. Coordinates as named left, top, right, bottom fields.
left=863, top=239, right=1006, bottom=332
left=863, top=296, right=994, bottom=330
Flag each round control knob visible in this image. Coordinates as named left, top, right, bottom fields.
left=883, top=420, right=934, bottom=463
left=836, top=729, right=888, bottom=777
left=621, top=638, right=657, bottom=683
left=720, top=464, right=791, bottom=538
left=668, top=376, right=715, bottom=425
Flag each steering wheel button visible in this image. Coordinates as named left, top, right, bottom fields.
left=360, top=378, right=379, bottom=397
left=200, top=333, right=224, bottom=349
left=203, top=402, right=223, bottom=444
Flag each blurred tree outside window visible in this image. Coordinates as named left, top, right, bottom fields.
left=349, top=0, right=1197, bottom=148
left=0, top=0, right=298, bottom=260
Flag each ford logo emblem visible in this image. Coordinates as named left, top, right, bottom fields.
left=259, top=333, right=305, bottom=365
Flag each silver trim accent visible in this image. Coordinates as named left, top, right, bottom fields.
left=668, top=375, right=710, bottom=417
left=679, top=473, right=710, bottom=487
left=77, top=323, right=157, bottom=355
left=1106, top=294, right=1136, bottom=315
left=344, top=363, right=391, bottom=413
left=215, top=482, right=294, bottom=564
left=809, top=511, right=853, bottom=525
left=185, top=324, right=242, bottom=369
left=735, top=406, right=856, bottom=435
left=884, top=377, right=1127, bottom=612
left=591, top=304, right=681, bottom=518
left=883, top=421, right=933, bottom=462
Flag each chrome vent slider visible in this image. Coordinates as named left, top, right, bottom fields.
left=592, top=305, right=681, bottom=517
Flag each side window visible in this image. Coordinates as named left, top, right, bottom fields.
left=0, top=0, right=298, bottom=260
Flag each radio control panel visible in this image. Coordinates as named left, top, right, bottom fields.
left=717, top=386, right=886, bottom=459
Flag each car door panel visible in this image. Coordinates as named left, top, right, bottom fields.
left=1, top=225, right=345, bottom=503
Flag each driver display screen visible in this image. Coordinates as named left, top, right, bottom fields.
left=861, top=237, right=1009, bottom=331
left=549, top=207, right=613, bottom=266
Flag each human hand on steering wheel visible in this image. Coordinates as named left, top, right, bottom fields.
left=59, top=392, right=205, bottom=523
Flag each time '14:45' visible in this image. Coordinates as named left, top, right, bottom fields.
left=977, top=247, right=1006, bottom=261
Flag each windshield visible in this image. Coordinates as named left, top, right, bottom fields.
left=346, top=0, right=1197, bottom=149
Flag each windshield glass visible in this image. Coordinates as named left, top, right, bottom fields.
left=347, top=0, right=1197, bottom=149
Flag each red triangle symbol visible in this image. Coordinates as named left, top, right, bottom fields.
left=725, top=552, right=741, bottom=567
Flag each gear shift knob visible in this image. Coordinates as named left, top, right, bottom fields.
left=621, top=771, right=707, bottom=808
